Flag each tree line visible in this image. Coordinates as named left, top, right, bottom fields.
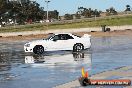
left=0, top=0, right=59, bottom=25
left=64, top=5, right=131, bottom=20
left=0, top=0, right=131, bottom=24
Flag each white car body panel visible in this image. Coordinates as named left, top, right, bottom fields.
left=24, top=33, right=91, bottom=53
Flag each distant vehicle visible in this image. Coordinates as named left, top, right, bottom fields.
left=24, top=33, right=91, bottom=54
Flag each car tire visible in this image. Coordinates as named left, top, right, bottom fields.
left=33, top=45, right=44, bottom=54
left=73, top=43, right=84, bottom=52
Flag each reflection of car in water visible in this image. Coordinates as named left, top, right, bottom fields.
left=25, top=52, right=91, bottom=68
left=24, top=33, right=91, bottom=54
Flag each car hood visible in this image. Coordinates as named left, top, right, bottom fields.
left=26, top=39, right=49, bottom=44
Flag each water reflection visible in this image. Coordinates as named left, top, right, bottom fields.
left=1, top=36, right=132, bottom=88
left=0, top=51, right=25, bottom=72
left=0, top=52, right=11, bottom=71
left=25, top=52, right=91, bottom=68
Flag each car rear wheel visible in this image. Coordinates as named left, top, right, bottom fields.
left=73, top=43, right=84, bottom=52
left=33, top=45, right=44, bottom=54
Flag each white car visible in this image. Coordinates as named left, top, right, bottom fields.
left=24, top=33, right=91, bottom=54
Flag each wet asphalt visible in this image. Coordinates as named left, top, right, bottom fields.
left=0, top=35, right=132, bottom=88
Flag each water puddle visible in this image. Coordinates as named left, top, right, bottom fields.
left=0, top=36, right=132, bottom=88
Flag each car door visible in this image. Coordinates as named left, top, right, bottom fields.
left=61, top=34, right=75, bottom=50
left=47, top=34, right=65, bottom=51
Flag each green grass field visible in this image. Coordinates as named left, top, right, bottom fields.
left=0, top=15, right=132, bottom=33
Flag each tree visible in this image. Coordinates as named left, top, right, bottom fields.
left=0, top=0, right=59, bottom=24
left=75, top=12, right=81, bottom=19
left=48, top=10, right=59, bottom=20
left=0, top=0, right=8, bottom=15
left=64, top=14, right=73, bottom=20
left=78, top=7, right=84, bottom=14
left=106, top=9, right=110, bottom=16
left=106, top=7, right=117, bottom=16
left=125, top=5, right=131, bottom=11
left=76, top=7, right=101, bottom=18
left=0, top=0, right=47, bottom=24
left=93, top=9, right=100, bottom=17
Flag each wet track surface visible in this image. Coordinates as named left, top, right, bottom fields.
left=0, top=36, right=132, bottom=88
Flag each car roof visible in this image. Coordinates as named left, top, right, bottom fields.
left=54, top=33, right=73, bottom=35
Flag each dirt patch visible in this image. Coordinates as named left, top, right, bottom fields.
left=75, top=30, right=132, bottom=37
left=0, top=30, right=132, bottom=41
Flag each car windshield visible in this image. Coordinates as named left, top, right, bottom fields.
left=45, top=34, right=55, bottom=40
left=72, top=34, right=81, bottom=38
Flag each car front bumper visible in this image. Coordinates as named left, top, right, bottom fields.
left=24, top=46, right=33, bottom=52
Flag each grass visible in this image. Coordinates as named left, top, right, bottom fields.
left=49, top=15, right=132, bottom=29
left=0, top=15, right=132, bottom=33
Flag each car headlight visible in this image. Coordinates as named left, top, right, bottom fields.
left=25, top=43, right=30, bottom=47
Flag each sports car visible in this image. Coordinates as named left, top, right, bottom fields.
left=24, top=33, right=91, bottom=54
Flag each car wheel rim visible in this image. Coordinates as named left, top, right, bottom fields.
left=76, top=45, right=82, bottom=51
left=37, top=46, right=44, bottom=54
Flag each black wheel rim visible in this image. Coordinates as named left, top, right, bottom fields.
left=76, top=45, right=82, bottom=51
left=36, top=46, right=44, bottom=54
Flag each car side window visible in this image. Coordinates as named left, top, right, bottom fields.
left=59, top=34, right=65, bottom=40
left=53, top=34, right=66, bottom=40
left=52, top=35, right=60, bottom=41
left=65, top=34, right=74, bottom=40
left=51, top=34, right=74, bottom=41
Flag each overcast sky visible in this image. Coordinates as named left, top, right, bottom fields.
left=35, top=0, right=132, bottom=16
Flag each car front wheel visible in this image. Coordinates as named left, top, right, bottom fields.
left=33, top=45, right=44, bottom=54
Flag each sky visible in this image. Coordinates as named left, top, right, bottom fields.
left=35, top=0, right=132, bottom=16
